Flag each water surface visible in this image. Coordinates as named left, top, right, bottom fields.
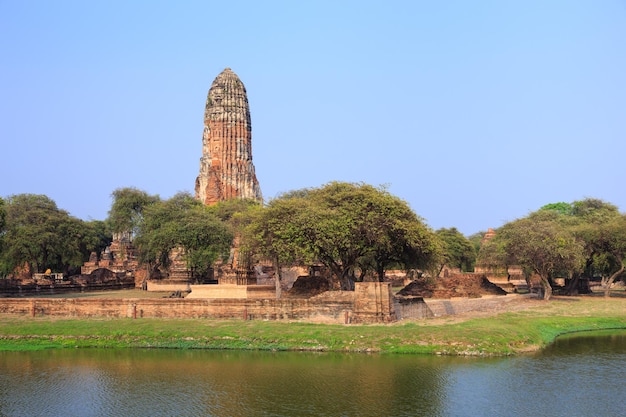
left=1, top=331, right=624, bottom=416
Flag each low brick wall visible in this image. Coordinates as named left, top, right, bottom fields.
left=0, top=282, right=135, bottom=296
left=394, top=297, right=434, bottom=320
left=0, top=297, right=355, bottom=323
left=0, top=287, right=523, bottom=323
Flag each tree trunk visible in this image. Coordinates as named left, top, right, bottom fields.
left=357, top=269, right=366, bottom=282
left=604, top=263, right=624, bottom=298
left=437, top=265, right=445, bottom=279
left=601, top=275, right=609, bottom=290
left=377, top=264, right=385, bottom=282
left=327, top=263, right=355, bottom=291
left=564, top=272, right=580, bottom=296
left=540, top=275, right=552, bottom=300
left=273, top=257, right=282, bottom=299
left=339, top=270, right=355, bottom=291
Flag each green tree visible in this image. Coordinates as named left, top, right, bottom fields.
left=81, top=220, right=113, bottom=260
left=244, top=197, right=311, bottom=296
left=589, top=229, right=626, bottom=297
left=571, top=205, right=625, bottom=297
left=542, top=198, right=623, bottom=296
left=135, top=193, right=233, bottom=280
left=0, top=197, right=6, bottom=276
left=245, top=182, right=439, bottom=290
left=210, top=198, right=261, bottom=226
left=435, top=227, right=476, bottom=275
left=476, top=233, right=508, bottom=275
left=539, top=202, right=574, bottom=216
left=489, top=211, right=586, bottom=300
left=0, top=194, right=97, bottom=276
left=571, top=198, right=619, bottom=221
left=468, top=231, right=485, bottom=256
left=108, top=187, right=159, bottom=235
left=0, top=197, right=5, bottom=233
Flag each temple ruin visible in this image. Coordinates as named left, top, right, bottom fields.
left=195, top=68, right=262, bottom=205
left=0, top=67, right=522, bottom=323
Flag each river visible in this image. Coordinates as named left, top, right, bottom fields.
left=0, top=331, right=624, bottom=416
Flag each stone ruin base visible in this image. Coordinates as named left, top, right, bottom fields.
left=0, top=282, right=398, bottom=324
left=186, top=284, right=276, bottom=299
left=0, top=281, right=519, bottom=323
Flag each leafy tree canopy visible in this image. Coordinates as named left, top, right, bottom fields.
left=539, top=202, right=573, bottom=216
left=494, top=212, right=585, bottom=300
left=0, top=196, right=5, bottom=233
left=540, top=198, right=619, bottom=225
left=467, top=231, right=485, bottom=257
left=208, top=198, right=261, bottom=232
left=82, top=220, right=113, bottom=259
left=541, top=198, right=623, bottom=295
left=0, top=194, right=102, bottom=276
left=108, top=187, right=159, bottom=235
left=571, top=198, right=619, bottom=224
left=245, top=182, right=440, bottom=290
left=573, top=211, right=626, bottom=297
left=480, top=198, right=625, bottom=298
left=134, top=192, right=233, bottom=279
left=435, top=227, right=476, bottom=274
left=244, top=197, right=308, bottom=267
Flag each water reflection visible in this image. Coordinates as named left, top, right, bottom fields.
left=442, top=331, right=626, bottom=417
left=0, top=332, right=624, bottom=417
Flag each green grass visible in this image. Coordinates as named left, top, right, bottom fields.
left=0, top=296, right=624, bottom=355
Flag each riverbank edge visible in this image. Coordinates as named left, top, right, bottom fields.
left=1, top=297, right=624, bottom=356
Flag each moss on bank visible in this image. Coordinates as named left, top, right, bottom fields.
left=0, top=297, right=624, bottom=355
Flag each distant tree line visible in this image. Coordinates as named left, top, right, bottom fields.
left=1, top=187, right=624, bottom=299
left=0, top=194, right=110, bottom=277
left=478, top=198, right=626, bottom=299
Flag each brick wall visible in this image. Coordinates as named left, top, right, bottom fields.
left=352, top=282, right=397, bottom=323
left=0, top=286, right=518, bottom=323
left=0, top=297, right=354, bottom=323
left=394, top=297, right=434, bottom=320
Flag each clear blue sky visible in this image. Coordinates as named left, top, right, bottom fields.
left=1, top=1, right=625, bottom=235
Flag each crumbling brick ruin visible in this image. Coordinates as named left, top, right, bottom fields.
left=195, top=68, right=262, bottom=205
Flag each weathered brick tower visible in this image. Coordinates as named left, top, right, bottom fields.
left=195, top=68, right=263, bottom=205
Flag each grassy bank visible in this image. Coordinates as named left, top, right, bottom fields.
left=0, top=296, right=624, bottom=355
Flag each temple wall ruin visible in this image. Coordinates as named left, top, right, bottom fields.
left=394, top=297, right=434, bottom=320
left=0, top=286, right=519, bottom=325
left=0, top=297, right=354, bottom=323
left=0, top=283, right=395, bottom=323
left=351, top=282, right=397, bottom=323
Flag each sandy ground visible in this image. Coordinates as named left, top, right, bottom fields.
left=415, top=291, right=626, bottom=326
left=412, top=294, right=543, bottom=326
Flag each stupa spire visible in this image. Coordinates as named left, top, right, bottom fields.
left=195, top=68, right=262, bottom=205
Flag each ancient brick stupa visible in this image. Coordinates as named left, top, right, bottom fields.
left=195, top=68, right=263, bottom=205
